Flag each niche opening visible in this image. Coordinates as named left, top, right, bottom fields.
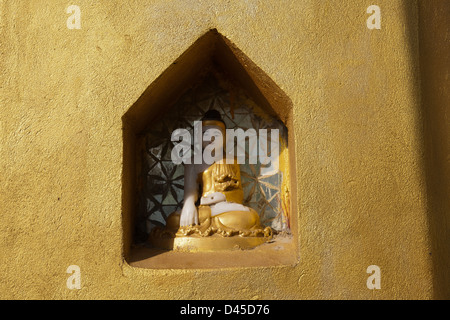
left=122, top=29, right=298, bottom=268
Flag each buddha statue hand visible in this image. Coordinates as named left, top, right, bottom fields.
left=180, top=200, right=198, bottom=226
left=200, top=192, right=226, bottom=205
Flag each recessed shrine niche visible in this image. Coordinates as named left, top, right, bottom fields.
left=122, top=30, right=297, bottom=269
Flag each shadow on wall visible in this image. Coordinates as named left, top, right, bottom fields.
left=403, top=0, right=450, bottom=299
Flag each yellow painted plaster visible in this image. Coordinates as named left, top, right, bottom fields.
left=0, top=0, right=447, bottom=299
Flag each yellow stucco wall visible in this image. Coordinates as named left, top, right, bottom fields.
left=0, top=0, right=448, bottom=299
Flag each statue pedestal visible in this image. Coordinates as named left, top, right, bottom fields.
left=148, top=208, right=273, bottom=252
left=149, top=234, right=271, bottom=252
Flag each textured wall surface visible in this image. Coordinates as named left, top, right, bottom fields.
left=0, top=0, right=448, bottom=299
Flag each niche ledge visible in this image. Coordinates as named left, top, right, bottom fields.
left=128, top=234, right=296, bottom=269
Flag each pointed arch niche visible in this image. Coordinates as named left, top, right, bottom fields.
left=122, top=30, right=298, bottom=268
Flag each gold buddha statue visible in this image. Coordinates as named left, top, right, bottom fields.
left=149, top=110, right=272, bottom=251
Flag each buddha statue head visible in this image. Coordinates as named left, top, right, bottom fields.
left=200, top=110, right=226, bottom=152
